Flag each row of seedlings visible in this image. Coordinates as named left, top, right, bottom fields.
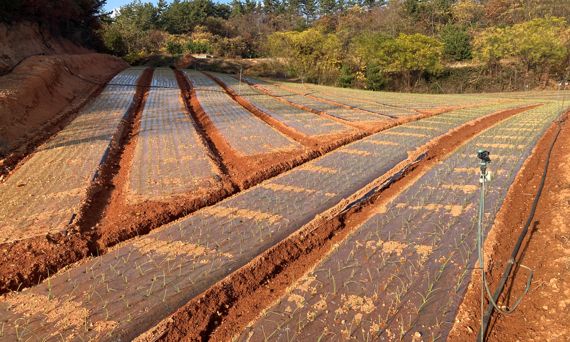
left=0, top=99, right=536, bottom=340
left=273, top=80, right=418, bottom=118
left=243, top=77, right=391, bottom=123
left=279, top=81, right=507, bottom=113
left=238, top=101, right=566, bottom=341
left=126, top=68, right=222, bottom=202
left=209, top=72, right=352, bottom=137
left=0, top=68, right=145, bottom=244
left=185, top=70, right=298, bottom=156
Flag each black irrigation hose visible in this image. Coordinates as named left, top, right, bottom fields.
left=339, top=152, right=427, bottom=214
left=477, top=111, right=567, bottom=341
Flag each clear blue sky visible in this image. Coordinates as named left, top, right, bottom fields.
left=104, top=0, right=230, bottom=12
left=104, top=0, right=159, bottom=11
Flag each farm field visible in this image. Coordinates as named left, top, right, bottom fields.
left=0, top=67, right=568, bottom=341
left=184, top=70, right=299, bottom=156
left=127, top=68, right=221, bottom=202
left=0, top=68, right=144, bottom=244
left=243, top=76, right=396, bottom=122
left=270, top=79, right=509, bottom=112
left=238, top=102, right=564, bottom=341
left=208, top=72, right=354, bottom=137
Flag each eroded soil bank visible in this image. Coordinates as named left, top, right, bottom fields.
left=0, top=21, right=127, bottom=176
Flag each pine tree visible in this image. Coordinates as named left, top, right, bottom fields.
left=320, top=0, right=337, bottom=16
left=302, top=0, right=318, bottom=21
left=230, top=0, right=245, bottom=16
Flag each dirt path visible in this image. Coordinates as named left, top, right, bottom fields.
left=449, top=109, right=570, bottom=341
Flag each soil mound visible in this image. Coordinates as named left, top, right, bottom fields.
left=0, top=54, right=127, bottom=160
left=0, top=21, right=88, bottom=74
left=0, top=21, right=128, bottom=168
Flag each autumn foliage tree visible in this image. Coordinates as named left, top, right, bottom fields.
left=266, top=28, right=342, bottom=83
left=474, top=17, right=569, bottom=74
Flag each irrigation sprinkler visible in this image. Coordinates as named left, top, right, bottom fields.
left=475, top=149, right=533, bottom=341
left=476, top=149, right=491, bottom=342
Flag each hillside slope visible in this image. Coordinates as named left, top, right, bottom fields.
left=0, top=22, right=127, bottom=171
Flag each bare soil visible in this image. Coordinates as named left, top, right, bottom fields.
left=0, top=21, right=89, bottom=74
left=0, top=66, right=414, bottom=295
left=134, top=105, right=535, bottom=341
left=0, top=68, right=152, bottom=294
left=0, top=53, right=127, bottom=177
left=449, top=110, right=570, bottom=341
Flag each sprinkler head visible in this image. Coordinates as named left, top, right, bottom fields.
left=477, top=149, right=491, bottom=164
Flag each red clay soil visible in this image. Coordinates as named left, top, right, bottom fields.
left=0, top=67, right=377, bottom=294
left=204, top=71, right=363, bottom=149
left=91, top=68, right=236, bottom=249
left=449, top=110, right=570, bottom=341
left=177, top=68, right=364, bottom=190
left=95, top=69, right=472, bottom=253
left=134, top=105, right=536, bottom=342
left=0, top=68, right=152, bottom=294
left=0, top=21, right=90, bottom=74
left=0, top=53, right=128, bottom=178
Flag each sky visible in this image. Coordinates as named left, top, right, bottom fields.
left=104, top=0, right=159, bottom=12
left=103, top=0, right=230, bottom=12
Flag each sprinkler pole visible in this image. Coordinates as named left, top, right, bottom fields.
left=476, top=149, right=491, bottom=342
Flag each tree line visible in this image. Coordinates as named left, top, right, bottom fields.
left=2, top=1, right=568, bottom=91
left=100, top=0, right=570, bottom=90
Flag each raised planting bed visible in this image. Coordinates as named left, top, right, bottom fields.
left=0, top=68, right=144, bottom=244
left=273, top=80, right=418, bottom=118
left=126, top=68, right=222, bottom=202
left=243, top=77, right=391, bottom=122
left=277, top=80, right=508, bottom=113
left=237, top=102, right=565, bottom=341
left=0, top=100, right=537, bottom=340
left=184, top=70, right=299, bottom=156
left=209, top=72, right=351, bottom=137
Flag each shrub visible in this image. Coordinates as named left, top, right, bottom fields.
left=474, top=17, right=569, bottom=72
left=440, top=24, right=472, bottom=61
left=186, top=40, right=211, bottom=53
left=350, top=32, right=443, bottom=87
left=472, top=27, right=511, bottom=68
left=266, top=28, right=342, bottom=83
left=212, top=36, right=250, bottom=57
left=166, top=40, right=184, bottom=55
left=101, top=23, right=128, bottom=56
left=509, top=17, right=569, bottom=72
left=338, top=65, right=355, bottom=87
